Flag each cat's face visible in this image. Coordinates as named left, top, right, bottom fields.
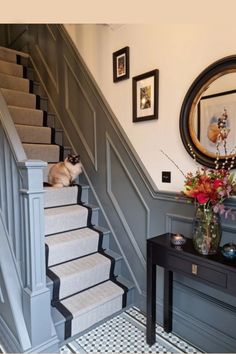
left=67, top=154, right=81, bottom=165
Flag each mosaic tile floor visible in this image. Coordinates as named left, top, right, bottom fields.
left=61, top=307, right=201, bottom=353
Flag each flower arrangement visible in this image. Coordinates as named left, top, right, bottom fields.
left=161, top=148, right=236, bottom=254
left=161, top=149, right=236, bottom=218
left=183, top=167, right=236, bottom=217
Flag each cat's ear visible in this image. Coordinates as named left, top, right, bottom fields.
left=67, top=154, right=72, bottom=158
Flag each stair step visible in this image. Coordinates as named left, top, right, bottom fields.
left=60, top=280, right=124, bottom=337
left=0, top=46, right=18, bottom=63
left=0, top=59, right=23, bottom=77
left=8, top=105, right=44, bottom=126
left=44, top=185, right=79, bottom=208
left=44, top=205, right=89, bottom=235
left=15, top=124, right=52, bottom=144
left=1, top=88, right=36, bottom=108
left=45, top=227, right=100, bottom=267
left=0, top=46, right=29, bottom=64
left=23, top=143, right=61, bottom=162
left=0, top=72, right=29, bottom=92
left=49, top=253, right=111, bottom=300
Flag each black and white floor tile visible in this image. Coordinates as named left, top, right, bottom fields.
left=61, top=307, right=201, bottom=353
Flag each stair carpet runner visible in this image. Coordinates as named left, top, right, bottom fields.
left=0, top=46, right=128, bottom=341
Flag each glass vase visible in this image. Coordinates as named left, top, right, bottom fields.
left=192, top=205, right=222, bottom=255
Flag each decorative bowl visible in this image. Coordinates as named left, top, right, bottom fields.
left=221, top=242, right=236, bottom=260
left=170, top=234, right=186, bottom=246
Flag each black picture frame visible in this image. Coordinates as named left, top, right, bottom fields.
left=132, top=69, right=159, bottom=122
left=113, top=46, right=130, bottom=83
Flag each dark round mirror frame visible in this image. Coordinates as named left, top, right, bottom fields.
left=179, top=55, right=236, bottom=169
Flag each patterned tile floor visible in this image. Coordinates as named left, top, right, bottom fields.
left=61, top=307, right=202, bottom=353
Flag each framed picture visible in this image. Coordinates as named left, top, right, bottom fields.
left=197, top=89, right=236, bottom=155
left=132, top=69, right=159, bottom=122
left=113, top=46, right=130, bottom=82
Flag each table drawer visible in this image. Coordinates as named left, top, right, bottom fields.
left=168, top=254, right=227, bottom=288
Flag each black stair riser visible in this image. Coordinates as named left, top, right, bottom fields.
left=51, top=127, right=56, bottom=144
left=43, top=111, right=48, bottom=126
left=53, top=302, right=73, bottom=340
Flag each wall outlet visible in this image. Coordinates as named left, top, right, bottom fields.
left=162, top=171, right=171, bottom=183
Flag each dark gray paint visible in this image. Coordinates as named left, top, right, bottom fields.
left=1, top=24, right=236, bottom=352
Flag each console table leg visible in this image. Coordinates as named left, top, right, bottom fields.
left=146, top=244, right=156, bottom=346
left=164, top=269, right=173, bottom=333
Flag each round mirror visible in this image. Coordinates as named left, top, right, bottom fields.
left=180, top=55, right=236, bottom=169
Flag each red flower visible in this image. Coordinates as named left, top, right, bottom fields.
left=196, top=192, right=209, bottom=204
left=213, top=179, right=223, bottom=189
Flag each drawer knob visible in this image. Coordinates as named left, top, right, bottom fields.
left=192, top=264, right=198, bottom=275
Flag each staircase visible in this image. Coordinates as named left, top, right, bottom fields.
left=0, top=46, right=134, bottom=347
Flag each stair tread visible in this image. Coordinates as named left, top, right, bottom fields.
left=0, top=59, right=23, bottom=77
left=16, top=124, right=52, bottom=144
left=50, top=252, right=110, bottom=276
left=8, top=106, right=44, bottom=126
left=23, top=143, right=60, bottom=163
left=45, top=227, right=98, bottom=244
left=8, top=105, right=44, bottom=127
left=44, top=204, right=88, bottom=235
left=0, top=71, right=26, bottom=79
left=23, top=142, right=58, bottom=147
left=1, top=87, right=34, bottom=98
left=44, top=185, right=79, bottom=208
left=45, top=227, right=100, bottom=266
left=49, top=253, right=111, bottom=299
left=8, top=104, right=42, bottom=112
left=45, top=204, right=87, bottom=214
left=60, top=280, right=123, bottom=317
left=0, top=46, right=29, bottom=58
left=1, top=87, right=36, bottom=108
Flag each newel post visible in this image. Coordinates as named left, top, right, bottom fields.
left=18, top=160, right=58, bottom=350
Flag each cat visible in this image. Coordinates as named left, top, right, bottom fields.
left=47, top=154, right=82, bottom=188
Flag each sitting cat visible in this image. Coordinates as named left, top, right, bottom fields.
left=48, top=154, right=82, bottom=187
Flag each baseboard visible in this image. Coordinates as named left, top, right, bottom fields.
left=27, top=336, right=59, bottom=353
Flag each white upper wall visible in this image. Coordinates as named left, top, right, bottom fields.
left=64, top=24, right=236, bottom=192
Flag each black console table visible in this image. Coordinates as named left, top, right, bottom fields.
left=146, top=233, right=236, bottom=345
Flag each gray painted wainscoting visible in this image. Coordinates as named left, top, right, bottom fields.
left=1, top=24, right=236, bottom=353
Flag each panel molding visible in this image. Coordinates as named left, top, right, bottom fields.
left=106, top=132, right=150, bottom=268
left=166, top=213, right=193, bottom=233
left=64, top=55, right=98, bottom=170
left=35, top=25, right=59, bottom=93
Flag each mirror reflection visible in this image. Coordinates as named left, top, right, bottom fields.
left=191, top=72, right=236, bottom=159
